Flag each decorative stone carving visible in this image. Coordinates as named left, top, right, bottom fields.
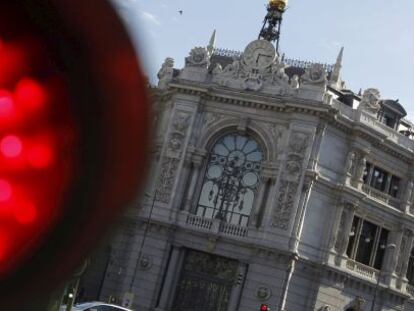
left=289, top=133, right=309, bottom=154
left=185, top=47, right=210, bottom=68
left=318, top=306, right=331, bottom=311
left=272, top=132, right=310, bottom=230
left=354, top=154, right=366, bottom=184
left=345, top=151, right=356, bottom=176
left=403, top=180, right=414, bottom=205
left=396, top=229, right=412, bottom=276
left=358, top=88, right=381, bottom=115
left=157, top=57, right=174, bottom=89
left=168, top=112, right=191, bottom=153
left=211, top=39, right=296, bottom=95
left=155, top=157, right=180, bottom=203
left=273, top=180, right=298, bottom=230
left=138, top=254, right=153, bottom=270
left=290, top=74, right=300, bottom=89
left=256, top=284, right=272, bottom=300
left=301, top=63, right=327, bottom=86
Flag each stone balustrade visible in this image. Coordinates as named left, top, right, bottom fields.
left=346, top=259, right=378, bottom=280
left=331, top=99, right=414, bottom=152
left=185, top=213, right=248, bottom=238
left=361, top=184, right=401, bottom=210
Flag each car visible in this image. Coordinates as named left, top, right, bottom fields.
left=60, top=301, right=134, bottom=311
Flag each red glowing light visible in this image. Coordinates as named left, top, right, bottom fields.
left=0, top=91, right=13, bottom=118
left=14, top=201, right=37, bottom=224
left=0, top=180, right=12, bottom=202
left=15, top=78, right=47, bottom=111
left=27, top=144, right=53, bottom=168
left=1, top=135, right=22, bottom=158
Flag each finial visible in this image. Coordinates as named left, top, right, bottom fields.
left=258, top=0, right=288, bottom=52
left=329, top=47, right=344, bottom=88
left=207, top=29, right=216, bottom=55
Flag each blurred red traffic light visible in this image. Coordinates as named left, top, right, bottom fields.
left=0, top=0, right=150, bottom=309
left=260, top=304, right=270, bottom=311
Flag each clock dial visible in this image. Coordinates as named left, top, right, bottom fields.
left=243, top=40, right=276, bottom=70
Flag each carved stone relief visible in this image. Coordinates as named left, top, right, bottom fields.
left=357, top=88, right=381, bottom=115
left=396, top=229, right=412, bottom=276
left=255, top=284, right=272, bottom=301
left=301, top=63, right=327, bottom=86
left=155, top=157, right=180, bottom=203
left=167, top=111, right=191, bottom=154
left=157, top=57, right=174, bottom=89
left=272, top=132, right=310, bottom=230
left=185, top=47, right=210, bottom=68
left=211, top=40, right=304, bottom=95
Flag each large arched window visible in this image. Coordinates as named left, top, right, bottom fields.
left=196, top=133, right=263, bottom=226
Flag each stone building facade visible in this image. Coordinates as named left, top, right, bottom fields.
left=81, top=34, right=414, bottom=311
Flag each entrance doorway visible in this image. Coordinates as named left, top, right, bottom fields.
left=172, top=250, right=239, bottom=311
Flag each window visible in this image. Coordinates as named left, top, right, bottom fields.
left=363, top=162, right=401, bottom=198
left=196, top=133, right=263, bottom=226
left=346, top=216, right=389, bottom=269
left=370, top=167, right=388, bottom=192
left=407, top=248, right=414, bottom=286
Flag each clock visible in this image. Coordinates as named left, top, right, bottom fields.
left=243, top=40, right=276, bottom=70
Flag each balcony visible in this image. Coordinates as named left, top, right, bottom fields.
left=361, top=184, right=400, bottom=209
left=331, top=99, right=414, bottom=152
left=185, top=213, right=248, bottom=238
left=346, top=259, right=378, bottom=281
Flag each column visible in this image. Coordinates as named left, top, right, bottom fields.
left=183, top=154, right=204, bottom=212
left=381, top=230, right=400, bottom=286
left=227, top=262, right=248, bottom=311
left=250, top=174, right=270, bottom=228
left=289, top=174, right=315, bottom=252
left=334, top=202, right=357, bottom=265
left=384, top=174, right=392, bottom=195
left=402, top=178, right=414, bottom=214
left=307, top=123, right=327, bottom=171
left=156, top=246, right=184, bottom=311
left=343, top=150, right=356, bottom=185
left=396, top=230, right=414, bottom=289
left=354, top=154, right=367, bottom=190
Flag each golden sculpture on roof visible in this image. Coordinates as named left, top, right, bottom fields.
left=269, top=0, right=288, bottom=11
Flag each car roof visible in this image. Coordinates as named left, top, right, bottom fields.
left=75, top=302, right=133, bottom=310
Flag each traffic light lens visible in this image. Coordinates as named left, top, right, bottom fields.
left=1, top=135, right=22, bottom=157
left=0, top=23, right=76, bottom=274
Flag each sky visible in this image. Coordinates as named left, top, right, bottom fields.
left=112, top=0, right=414, bottom=118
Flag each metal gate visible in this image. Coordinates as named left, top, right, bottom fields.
left=172, top=250, right=239, bottom=311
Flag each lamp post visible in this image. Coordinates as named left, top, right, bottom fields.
left=370, top=243, right=396, bottom=311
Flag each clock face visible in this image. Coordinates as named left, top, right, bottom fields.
left=243, top=40, right=276, bottom=70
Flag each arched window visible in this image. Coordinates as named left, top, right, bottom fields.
left=407, top=247, right=414, bottom=285
left=195, top=133, right=263, bottom=226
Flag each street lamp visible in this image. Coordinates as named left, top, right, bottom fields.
left=370, top=243, right=396, bottom=311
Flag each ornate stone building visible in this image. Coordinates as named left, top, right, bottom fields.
left=81, top=8, right=414, bottom=311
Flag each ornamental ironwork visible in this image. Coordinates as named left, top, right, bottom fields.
left=172, top=250, right=239, bottom=311
left=196, top=134, right=262, bottom=226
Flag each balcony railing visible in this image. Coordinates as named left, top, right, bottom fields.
left=186, top=214, right=213, bottom=230
left=219, top=221, right=248, bottom=237
left=346, top=259, right=378, bottom=280
left=185, top=213, right=248, bottom=238
left=330, top=99, right=414, bottom=152
left=361, top=184, right=400, bottom=209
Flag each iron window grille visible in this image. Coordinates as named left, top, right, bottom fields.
left=195, top=134, right=262, bottom=227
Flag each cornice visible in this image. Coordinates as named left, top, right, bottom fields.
left=158, top=83, right=414, bottom=163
